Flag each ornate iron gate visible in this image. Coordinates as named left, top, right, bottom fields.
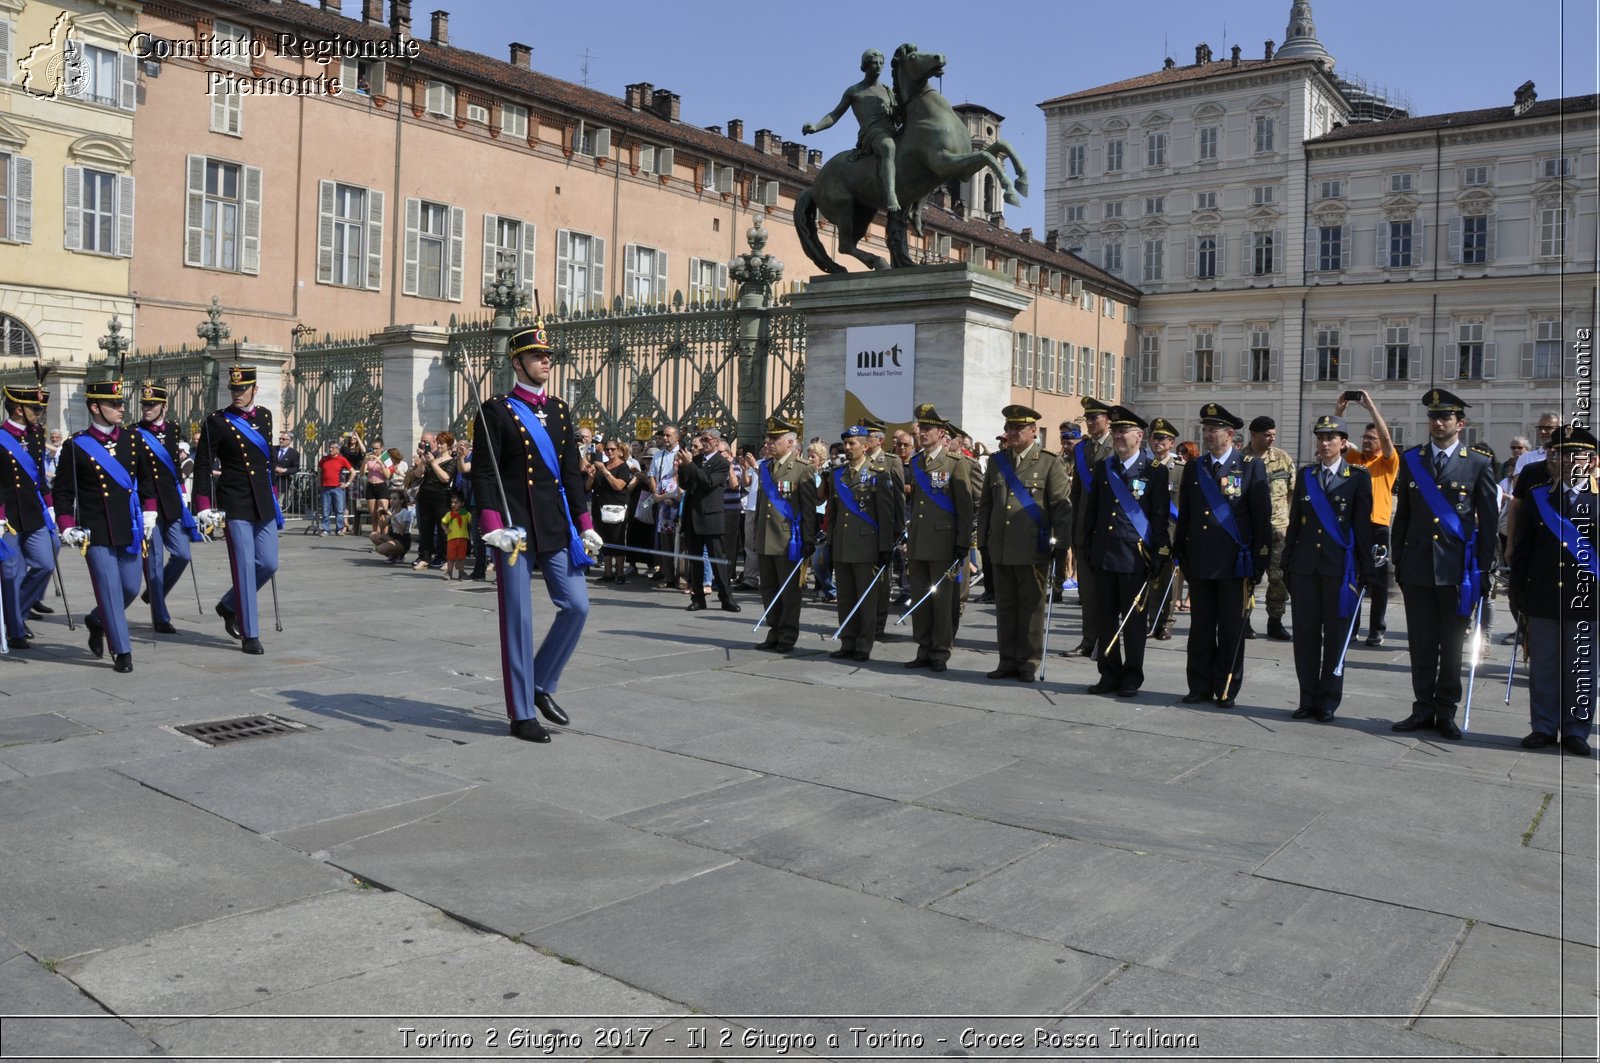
left=283, top=331, right=384, bottom=517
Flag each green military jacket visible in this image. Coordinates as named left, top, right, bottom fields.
left=905, top=446, right=975, bottom=563
left=1256, top=445, right=1296, bottom=530
left=754, top=450, right=818, bottom=556
left=976, top=442, right=1073, bottom=565
left=824, top=458, right=899, bottom=565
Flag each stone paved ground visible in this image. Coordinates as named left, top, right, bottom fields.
left=0, top=529, right=1594, bottom=1061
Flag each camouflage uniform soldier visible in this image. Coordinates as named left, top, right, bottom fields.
left=1246, top=415, right=1295, bottom=641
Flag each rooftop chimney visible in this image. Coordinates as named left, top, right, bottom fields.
left=1195, top=42, right=1212, bottom=65
left=650, top=88, right=680, bottom=121
left=1162, top=56, right=1175, bottom=69
left=705, top=124, right=721, bottom=135
left=624, top=82, right=652, bottom=109
left=807, top=148, right=823, bottom=168
left=783, top=140, right=806, bottom=170
left=321, top=0, right=340, bottom=11
left=1513, top=80, right=1537, bottom=116
left=727, top=119, right=743, bottom=142
left=1045, top=230, right=1060, bottom=251
left=754, top=128, right=780, bottom=154
left=389, top=0, right=410, bottom=37
left=1230, top=44, right=1241, bottom=67
left=510, top=42, right=531, bottom=69
left=1019, top=227, right=1033, bottom=242
left=429, top=9, right=448, bottom=46
left=363, top=0, right=382, bottom=23
left=1264, top=39, right=1275, bottom=60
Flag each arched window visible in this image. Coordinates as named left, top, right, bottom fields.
left=0, top=315, right=40, bottom=363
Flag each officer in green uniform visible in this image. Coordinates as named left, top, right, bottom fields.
left=1067, top=397, right=1114, bottom=656
left=754, top=416, right=818, bottom=653
left=1246, top=415, right=1296, bottom=641
left=858, top=415, right=906, bottom=639
left=903, top=405, right=974, bottom=672
left=941, top=416, right=979, bottom=635
left=976, top=404, right=1072, bottom=682
left=1146, top=416, right=1183, bottom=640
left=826, top=424, right=899, bottom=662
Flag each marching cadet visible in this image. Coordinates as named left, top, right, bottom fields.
left=471, top=323, right=604, bottom=743
left=53, top=379, right=155, bottom=673
left=1509, top=425, right=1596, bottom=756
left=1244, top=416, right=1296, bottom=641
left=1283, top=414, right=1374, bottom=723
left=132, top=383, right=204, bottom=634
left=754, top=415, right=818, bottom=654
left=192, top=366, right=284, bottom=656
left=1174, top=403, right=1271, bottom=708
left=0, top=375, right=57, bottom=646
left=976, top=404, right=1071, bottom=682
left=903, top=405, right=974, bottom=672
left=826, top=424, right=898, bottom=662
left=1390, top=389, right=1499, bottom=741
left=1146, top=416, right=1183, bottom=640
left=858, top=415, right=906, bottom=639
left=1083, top=406, right=1169, bottom=697
left=1066, top=396, right=1113, bottom=656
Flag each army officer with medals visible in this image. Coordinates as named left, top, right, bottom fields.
left=976, top=404, right=1071, bottom=682
left=133, top=383, right=204, bottom=634
left=753, top=416, right=818, bottom=653
left=1283, top=414, right=1374, bottom=723
left=1174, top=403, right=1271, bottom=707
left=903, top=405, right=973, bottom=672
left=826, top=424, right=898, bottom=662
left=53, top=378, right=156, bottom=673
left=1084, top=406, right=1169, bottom=697
left=1389, top=389, right=1498, bottom=740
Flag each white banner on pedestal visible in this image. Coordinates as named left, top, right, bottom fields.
left=844, top=323, right=915, bottom=429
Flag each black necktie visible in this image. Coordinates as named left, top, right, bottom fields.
left=1433, top=449, right=1447, bottom=477
left=1321, top=467, right=1335, bottom=493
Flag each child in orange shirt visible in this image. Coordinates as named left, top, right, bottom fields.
left=440, top=492, right=471, bottom=580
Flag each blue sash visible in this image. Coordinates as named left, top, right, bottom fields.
left=1073, top=440, right=1092, bottom=485
left=1532, top=486, right=1600, bottom=581
left=137, top=427, right=204, bottom=542
left=1402, top=448, right=1480, bottom=615
left=759, top=458, right=804, bottom=562
left=1195, top=457, right=1253, bottom=577
left=1304, top=466, right=1360, bottom=617
left=832, top=466, right=879, bottom=531
left=504, top=395, right=594, bottom=569
left=72, top=435, right=142, bottom=557
left=995, top=450, right=1051, bottom=553
left=910, top=453, right=955, bottom=515
left=1103, top=460, right=1151, bottom=546
left=221, top=410, right=286, bottom=530
left=0, top=430, right=56, bottom=533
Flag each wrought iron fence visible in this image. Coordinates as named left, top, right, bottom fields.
left=283, top=331, right=385, bottom=521
left=87, top=346, right=218, bottom=442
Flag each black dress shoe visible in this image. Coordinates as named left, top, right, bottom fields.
left=1315, top=709, right=1337, bottom=723
left=22, top=625, right=34, bottom=640
left=1563, top=735, right=1592, bottom=757
left=30, top=601, right=53, bottom=614
left=1015, top=671, right=1036, bottom=683
left=215, top=601, right=241, bottom=640
left=774, top=643, right=796, bottom=654
left=1436, top=717, right=1463, bottom=740
left=686, top=601, right=707, bottom=611
left=7, top=636, right=30, bottom=649
left=1086, top=680, right=1117, bottom=695
left=721, top=601, right=742, bottom=613
left=929, top=661, right=947, bottom=673
left=1520, top=732, right=1557, bottom=749
left=1216, top=696, right=1236, bottom=708
left=1181, top=692, right=1209, bottom=704
left=1117, top=686, right=1140, bottom=698
left=112, top=652, right=133, bottom=673
left=510, top=718, right=551, bottom=743
left=1267, top=618, right=1292, bottom=641
left=1243, top=624, right=1257, bottom=640
left=1391, top=713, right=1435, bottom=732
left=852, top=651, right=871, bottom=662
left=153, top=621, right=177, bottom=635
left=986, top=666, right=1019, bottom=679
left=755, top=641, right=780, bottom=652
left=139, top=590, right=150, bottom=604
left=1365, top=633, right=1385, bottom=647
left=1291, top=706, right=1315, bottom=719
left=86, top=620, right=104, bottom=658
left=829, top=648, right=852, bottom=659
left=904, top=657, right=932, bottom=669
left=1154, top=627, right=1173, bottom=640
left=241, top=637, right=264, bottom=655
left=534, top=691, right=570, bottom=726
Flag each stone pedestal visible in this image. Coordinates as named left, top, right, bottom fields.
left=374, top=324, right=452, bottom=454
left=50, top=364, right=89, bottom=436
left=791, top=263, right=1030, bottom=446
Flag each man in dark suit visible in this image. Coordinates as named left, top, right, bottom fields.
left=1390, top=389, right=1500, bottom=740
left=1084, top=406, right=1169, bottom=697
left=678, top=427, right=740, bottom=613
left=1283, top=415, right=1375, bottom=723
left=472, top=324, right=605, bottom=743
left=1509, top=425, right=1596, bottom=756
left=1066, top=397, right=1114, bottom=655
left=1173, top=402, right=1272, bottom=707
left=272, top=431, right=300, bottom=501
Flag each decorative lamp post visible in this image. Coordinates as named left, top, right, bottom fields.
left=728, top=216, right=784, bottom=308
left=730, top=218, right=785, bottom=445
left=195, top=295, right=230, bottom=408
left=482, top=256, right=529, bottom=393
left=97, top=314, right=130, bottom=365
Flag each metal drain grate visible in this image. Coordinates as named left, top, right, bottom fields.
left=175, top=714, right=317, bottom=746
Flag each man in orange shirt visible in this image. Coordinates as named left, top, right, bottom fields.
left=1336, top=389, right=1398, bottom=646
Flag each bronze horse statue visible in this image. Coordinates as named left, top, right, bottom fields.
left=795, top=44, right=1028, bottom=274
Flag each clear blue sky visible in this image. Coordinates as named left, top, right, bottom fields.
left=445, top=0, right=1597, bottom=236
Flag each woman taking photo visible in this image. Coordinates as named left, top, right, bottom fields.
left=362, top=440, right=391, bottom=527
left=587, top=439, right=637, bottom=584
left=412, top=431, right=458, bottom=570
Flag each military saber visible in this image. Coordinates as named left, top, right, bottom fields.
left=1220, top=586, right=1256, bottom=700
left=829, top=527, right=909, bottom=641
left=896, top=556, right=962, bottom=625
left=1503, top=620, right=1522, bottom=705
left=1329, top=587, right=1367, bottom=679
left=460, top=349, right=523, bottom=568
left=752, top=556, right=806, bottom=632
left=1098, top=577, right=1152, bottom=660
left=1462, top=596, right=1486, bottom=732
left=607, top=543, right=730, bottom=566
left=1146, top=563, right=1180, bottom=637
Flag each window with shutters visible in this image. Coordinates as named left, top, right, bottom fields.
left=329, top=184, right=366, bottom=287
left=1252, top=185, right=1275, bottom=206
left=79, top=168, right=117, bottom=253
left=209, top=81, right=242, bottom=136
left=1193, top=190, right=1217, bottom=211
left=576, top=121, right=609, bottom=158
left=1197, top=126, right=1218, bottom=161
left=1064, top=203, right=1085, bottom=223
left=1139, top=331, right=1161, bottom=386
left=1529, top=320, right=1562, bottom=379
left=482, top=215, right=533, bottom=296
left=1248, top=327, right=1273, bottom=382
left=1461, top=166, right=1488, bottom=187
left=1388, top=173, right=1414, bottom=194
left=0, top=155, right=8, bottom=241
left=556, top=229, right=604, bottom=311
left=1101, top=351, right=1117, bottom=400
left=688, top=257, right=729, bottom=303
left=1105, top=138, right=1124, bottom=172
left=1062, top=342, right=1078, bottom=394
left=1253, top=116, right=1274, bottom=154
left=501, top=103, right=528, bottom=139
left=1103, top=201, right=1123, bottom=220
left=1141, top=238, right=1163, bottom=282
left=1251, top=231, right=1274, bottom=275
left=71, top=43, right=120, bottom=107
left=316, top=180, right=381, bottom=290
left=200, top=160, right=240, bottom=271
left=623, top=244, right=667, bottom=306
left=1102, top=240, right=1122, bottom=275
left=1012, top=332, right=1033, bottom=388
left=1038, top=338, right=1057, bottom=391
left=0, top=315, right=40, bottom=362
left=1386, top=219, right=1415, bottom=267
left=424, top=81, right=455, bottom=118
left=1145, top=132, right=1167, bottom=167
left=1459, top=215, right=1489, bottom=264
left=1318, top=180, right=1343, bottom=200
left=339, top=57, right=384, bottom=96
left=1315, top=326, right=1342, bottom=382
left=465, top=102, right=489, bottom=124
left=1066, top=143, right=1085, bottom=177
left=210, top=19, right=252, bottom=67
left=1316, top=225, right=1344, bottom=272
left=1192, top=331, right=1215, bottom=384
left=1457, top=320, right=1486, bottom=379
left=0, top=153, right=26, bottom=244
left=1080, top=344, right=1096, bottom=396
left=1103, top=297, right=1116, bottom=319
left=409, top=200, right=451, bottom=299
left=1144, top=196, right=1165, bottom=216
left=1541, top=157, right=1574, bottom=179
left=1384, top=323, right=1412, bottom=380
left=1538, top=206, right=1567, bottom=258
left=1195, top=235, right=1217, bottom=279
left=1080, top=288, right=1094, bottom=312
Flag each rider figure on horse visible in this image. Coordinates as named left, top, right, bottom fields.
left=803, top=48, right=901, bottom=215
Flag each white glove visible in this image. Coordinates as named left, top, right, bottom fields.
left=195, top=509, right=222, bottom=533
left=46, top=506, right=55, bottom=525
left=61, top=527, right=89, bottom=549
left=483, top=527, right=527, bottom=554
left=142, top=511, right=159, bottom=539
left=582, top=528, right=604, bottom=558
